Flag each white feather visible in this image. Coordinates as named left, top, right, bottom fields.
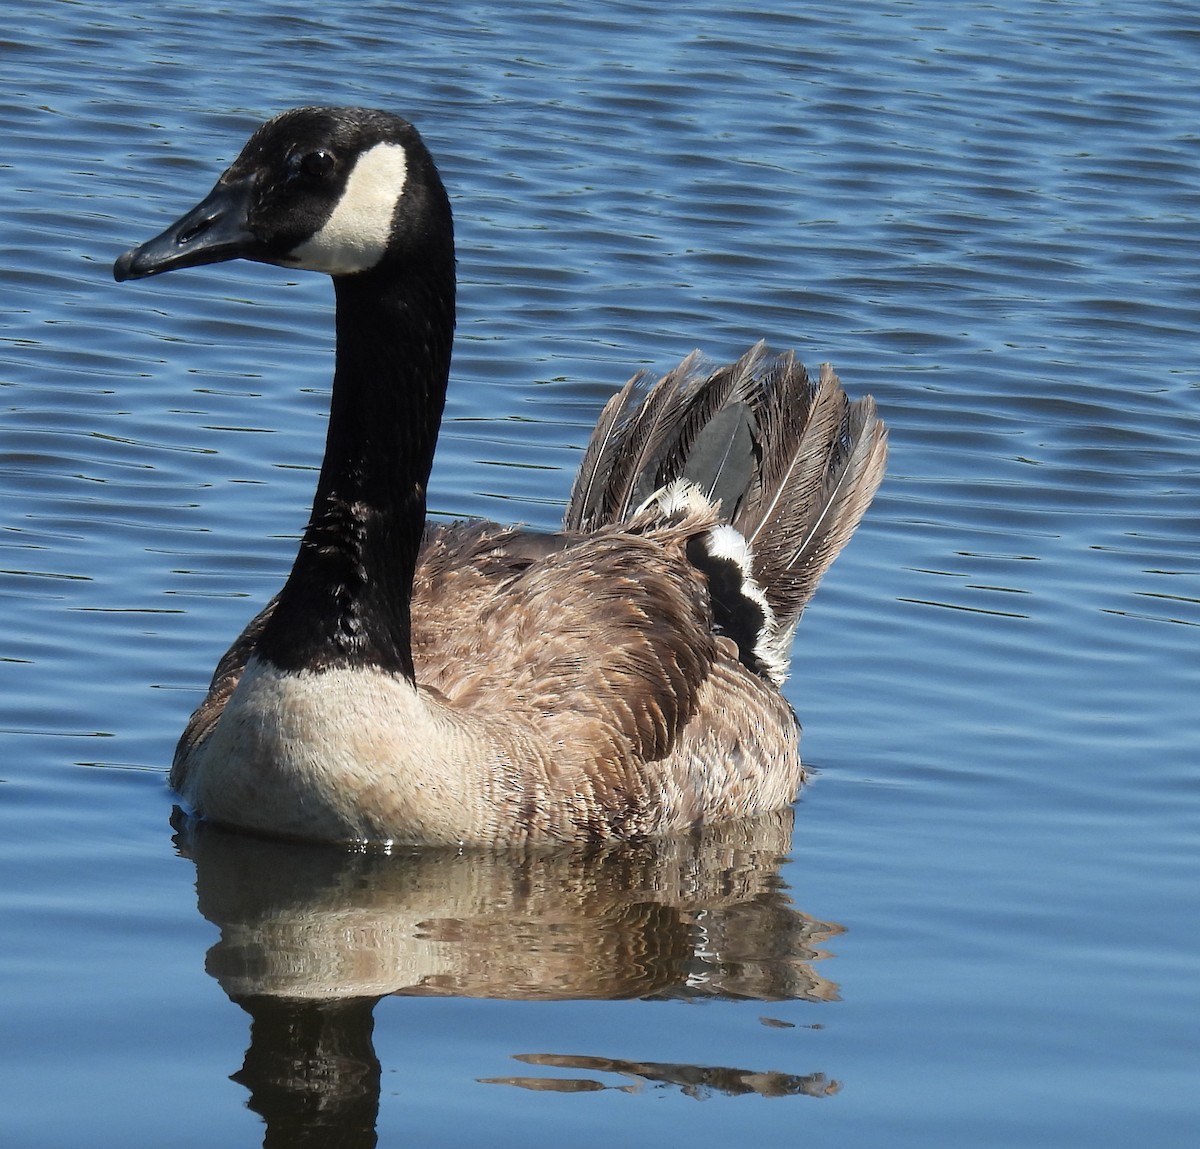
left=705, top=525, right=788, bottom=684
left=637, top=477, right=713, bottom=519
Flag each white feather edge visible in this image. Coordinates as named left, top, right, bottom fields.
left=638, top=480, right=790, bottom=685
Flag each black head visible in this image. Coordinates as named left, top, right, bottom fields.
left=114, top=106, right=452, bottom=282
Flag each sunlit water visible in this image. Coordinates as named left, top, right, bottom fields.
left=2, top=3, right=1198, bottom=1147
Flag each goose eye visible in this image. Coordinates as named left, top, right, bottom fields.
left=289, top=148, right=336, bottom=182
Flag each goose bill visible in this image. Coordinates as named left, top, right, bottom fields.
left=113, top=174, right=260, bottom=281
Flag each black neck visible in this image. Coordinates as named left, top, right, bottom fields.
left=258, top=258, right=455, bottom=678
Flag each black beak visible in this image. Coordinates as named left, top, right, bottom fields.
left=114, top=174, right=260, bottom=282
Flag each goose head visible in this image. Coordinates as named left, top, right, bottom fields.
left=114, top=106, right=452, bottom=282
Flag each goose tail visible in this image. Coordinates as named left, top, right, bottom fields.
left=565, top=343, right=888, bottom=684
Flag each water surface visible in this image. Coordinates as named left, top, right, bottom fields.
left=1, top=3, right=1197, bottom=1147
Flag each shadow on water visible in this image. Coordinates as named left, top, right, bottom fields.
left=172, top=808, right=842, bottom=1146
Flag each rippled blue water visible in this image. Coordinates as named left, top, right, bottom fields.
left=2, top=2, right=1198, bottom=1146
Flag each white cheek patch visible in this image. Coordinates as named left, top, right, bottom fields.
left=288, top=141, right=408, bottom=274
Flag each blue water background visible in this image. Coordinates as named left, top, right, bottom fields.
left=1, top=2, right=1197, bottom=1146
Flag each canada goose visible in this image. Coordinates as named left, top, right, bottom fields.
left=114, top=106, right=887, bottom=849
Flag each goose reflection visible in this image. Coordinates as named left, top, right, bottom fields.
left=483, top=1052, right=840, bottom=1099
left=172, top=807, right=843, bottom=1146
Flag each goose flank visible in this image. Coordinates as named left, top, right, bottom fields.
left=114, top=106, right=888, bottom=848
